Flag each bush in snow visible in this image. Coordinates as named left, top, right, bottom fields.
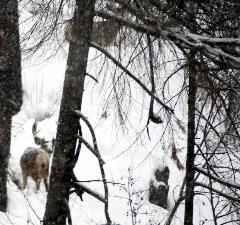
left=149, top=166, right=169, bottom=209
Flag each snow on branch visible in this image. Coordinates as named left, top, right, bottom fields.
left=187, top=34, right=240, bottom=46
left=95, top=9, right=240, bottom=69
left=173, top=33, right=240, bottom=69
left=95, top=10, right=161, bottom=37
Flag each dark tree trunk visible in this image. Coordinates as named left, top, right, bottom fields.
left=43, top=0, right=96, bottom=224
left=0, top=0, right=22, bottom=212
left=184, top=53, right=197, bottom=225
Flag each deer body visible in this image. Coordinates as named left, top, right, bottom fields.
left=20, top=121, right=55, bottom=192
left=20, top=147, right=50, bottom=191
left=64, top=19, right=120, bottom=47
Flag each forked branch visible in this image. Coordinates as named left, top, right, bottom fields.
left=74, top=110, right=111, bottom=225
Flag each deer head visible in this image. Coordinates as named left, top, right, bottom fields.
left=32, top=120, right=55, bottom=154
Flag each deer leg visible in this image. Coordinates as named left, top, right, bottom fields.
left=44, top=169, right=49, bottom=192
left=44, top=177, right=48, bottom=192
left=36, top=178, right=41, bottom=192
left=22, top=173, right=27, bottom=190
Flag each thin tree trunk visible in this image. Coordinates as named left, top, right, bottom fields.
left=184, top=53, right=197, bottom=225
left=0, top=0, right=22, bottom=212
left=43, top=0, right=96, bottom=224
left=0, top=115, right=12, bottom=212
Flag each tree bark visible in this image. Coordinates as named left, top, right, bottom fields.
left=43, top=0, right=96, bottom=224
left=0, top=0, right=22, bottom=212
left=184, top=52, right=197, bottom=225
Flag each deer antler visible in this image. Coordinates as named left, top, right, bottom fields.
left=32, top=120, right=46, bottom=147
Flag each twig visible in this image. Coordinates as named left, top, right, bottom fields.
left=146, top=34, right=163, bottom=140
left=164, top=179, right=185, bottom=225
left=90, top=41, right=174, bottom=113
left=74, top=179, right=123, bottom=185
left=195, top=166, right=240, bottom=190
left=86, top=73, right=99, bottom=83
left=195, top=182, right=240, bottom=202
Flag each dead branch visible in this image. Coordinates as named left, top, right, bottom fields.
left=74, top=110, right=111, bottom=225
left=71, top=175, right=105, bottom=203
left=76, top=134, right=105, bottom=164
left=194, top=166, right=240, bottom=190
left=91, top=41, right=174, bottom=113
left=195, top=182, right=240, bottom=202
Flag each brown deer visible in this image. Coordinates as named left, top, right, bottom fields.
left=64, top=4, right=120, bottom=47
left=20, top=121, right=55, bottom=192
left=64, top=19, right=120, bottom=47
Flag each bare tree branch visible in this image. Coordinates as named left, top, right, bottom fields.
left=74, top=110, right=111, bottom=225
left=195, top=166, right=240, bottom=190
left=90, top=41, right=174, bottom=113
left=195, top=182, right=240, bottom=203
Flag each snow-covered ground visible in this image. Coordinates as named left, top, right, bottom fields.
left=0, top=44, right=192, bottom=225
left=0, top=4, right=215, bottom=223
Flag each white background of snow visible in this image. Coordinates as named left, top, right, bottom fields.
left=0, top=46, right=216, bottom=225
left=0, top=4, right=216, bottom=225
left=0, top=48, right=186, bottom=225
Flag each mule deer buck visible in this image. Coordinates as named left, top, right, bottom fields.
left=20, top=121, right=55, bottom=192
left=64, top=18, right=120, bottom=47
left=64, top=4, right=120, bottom=47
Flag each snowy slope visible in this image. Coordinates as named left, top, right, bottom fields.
left=0, top=44, right=193, bottom=225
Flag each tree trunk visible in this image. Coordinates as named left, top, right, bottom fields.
left=0, top=0, right=22, bottom=212
left=184, top=53, right=197, bottom=225
left=43, top=0, right=96, bottom=224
